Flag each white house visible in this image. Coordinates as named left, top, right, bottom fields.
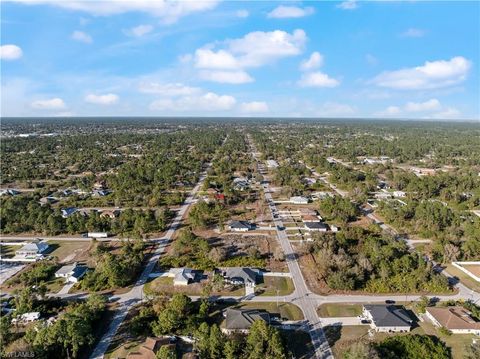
left=304, top=222, right=328, bottom=232
left=55, top=262, right=88, bottom=283
left=362, top=305, right=413, bottom=333
left=228, top=220, right=255, bottom=232
left=393, top=191, right=406, bottom=198
left=15, top=241, right=49, bottom=260
left=169, top=268, right=196, bottom=286
left=426, top=306, right=480, bottom=335
left=266, top=160, right=279, bottom=168
left=290, top=196, right=309, bottom=204
left=12, top=312, right=41, bottom=324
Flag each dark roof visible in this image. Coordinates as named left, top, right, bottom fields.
left=304, top=222, right=327, bottom=229
left=224, top=308, right=270, bottom=330
left=364, top=305, right=413, bottom=328
left=223, top=267, right=259, bottom=284
left=229, top=220, right=253, bottom=229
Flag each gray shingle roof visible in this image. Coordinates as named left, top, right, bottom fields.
left=224, top=308, right=270, bottom=330
left=364, top=304, right=413, bottom=328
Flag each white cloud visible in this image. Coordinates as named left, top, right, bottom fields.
left=150, top=92, right=236, bottom=112
left=377, top=99, right=461, bottom=119
left=337, top=1, right=358, bottom=10
left=71, top=30, right=92, bottom=44
left=128, top=24, right=154, bottom=37
left=85, top=93, right=119, bottom=105
left=376, top=106, right=402, bottom=116
left=428, top=107, right=461, bottom=119
left=0, top=44, right=23, bottom=60
left=300, top=52, right=323, bottom=71
left=194, top=29, right=306, bottom=70
left=236, top=9, right=249, bottom=18
left=240, top=101, right=269, bottom=113
left=372, top=56, right=471, bottom=90
left=138, top=82, right=201, bottom=96
left=199, top=70, right=254, bottom=84
left=405, top=98, right=441, bottom=112
left=194, top=49, right=240, bottom=70
left=12, top=0, right=219, bottom=24
left=31, top=98, right=66, bottom=110
left=267, top=6, right=314, bottom=19
left=401, top=28, right=426, bottom=38
left=193, top=29, right=306, bottom=83
left=298, top=72, right=340, bottom=88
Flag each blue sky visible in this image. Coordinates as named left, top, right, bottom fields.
left=1, top=0, right=479, bottom=119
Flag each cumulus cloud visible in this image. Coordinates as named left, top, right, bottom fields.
left=267, top=6, right=314, bottom=19
left=300, top=52, right=323, bottom=71
left=85, top=93, right=119, bottom=105
left=72, top=30, right=92, bottom=44
left=377, top=98, right=460, bottom=119
left=199, top=70, right=254, bottom=84
left=194, top=49, right=240, bottom=70
left=405, top=99, right=441, bottom=112
left=150, top=92, right=236, bottom=112
left=337, top=1, right=358, bottom=10
left=236, top=9, right=249, bottom=18
left=193, top=29, right=306, bottom=84
left=31, top=98, right=66, bottom=110
left=240, top=101, right=269, bottom=113
left=138, top=82, right=201, bottom=96
left=372, top=56, right=471, bottom=90
left=0, top=44, right=23, bottom=60
left=11, top=0, right=219, bottom=24
left=401, top=28, right=426, bottom=38
left=128, top=24, right=154, bottom=37
left=298, top=72, right=340, bottom=88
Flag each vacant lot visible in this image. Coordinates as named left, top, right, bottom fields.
left=46, top=240, right=91, bottom=263
left=0, top=244, right=21, bottom=258
left=233, top=302, right=304, bottom=321
left=446, top=264, right=480, bottom=292
left=256, top=276, right=295, bottom=296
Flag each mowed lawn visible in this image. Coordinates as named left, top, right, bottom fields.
left=257, top=276, right=295, bottom=296
left=317, top=303, right=362, bottom=317
left=46, top=240, right=90, bottom=262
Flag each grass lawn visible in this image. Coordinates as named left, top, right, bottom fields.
left=317, top=303, right=362, bottom=317
left=257, top=276, right=295, bottom=296
left=419, top=319, right=474, bottom=359
left=45, top=277, right=66, bottom=293
left=143, top=276, right=245, bottom=297
left=46, top=240, right=90, bottom=262
left=324, top=325, right=369, bottom=358
left=236, top=302, right=304, bottom=321
left=446, top=264, right=480, bottom=292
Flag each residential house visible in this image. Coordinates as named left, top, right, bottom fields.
left=228, top=220, right=255, bottom=232
left=290, top=196, right=309, bottom=204
left=39, top=196, right=57, bottom=205
left=304, top=222, right=328, bottom=232
left=301, top=214, right=321, bottom=223
left=222, top=308, right=271, bottom=334
left=61, top=207, right=78, bottom=218
left=100, top=209, right=121, bottom=219
left=393, top=191, right=406, bottom=198
left=266, top=160, right=279, bottom=168
left=15, top=241, right=49, bottom=260
left=362, top=305, right=413, bottom=332
left=299, top=208, right=318, bottom=216
left=11, top=312, right=41, bottom=324
left=55, top=262, right=88, bottom=283
left=426, top=306, right=480, bottom=335
left=126, top=337, right=175, bottom=359
left=222, top=267, right=259, bottom=287
left=168, top=268, right=196, bottom=286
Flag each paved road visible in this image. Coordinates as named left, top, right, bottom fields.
left=89, top=166, right=210, bottom=359
left=249, top=137, right=333, bottom=359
